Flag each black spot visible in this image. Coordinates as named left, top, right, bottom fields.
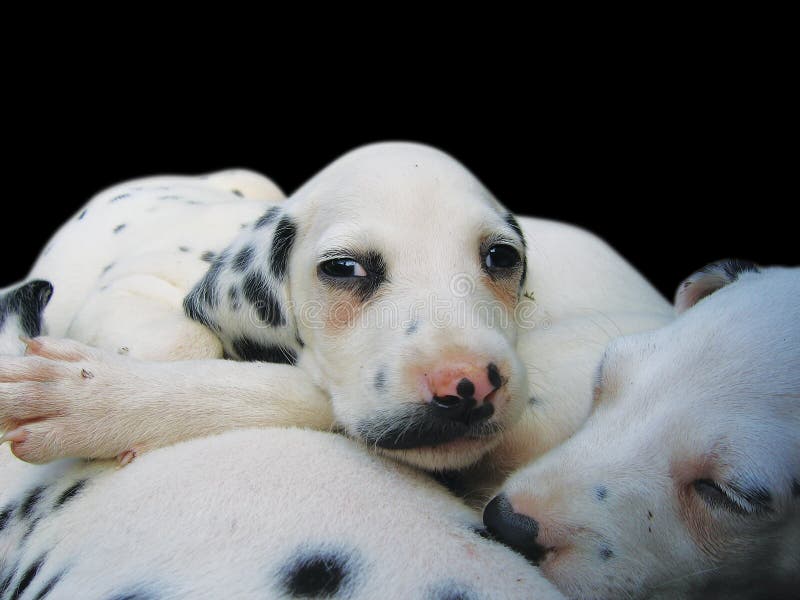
left=183, top=300, right=216, bottom=332
left=793, top=479, right=800, bottom=498
left=10, top=554, right=45, bottom=599
left=255, top=206, right=281, bottom=229
left=504, top=213, right=527, bottom=248
left=232, top=245, right=256, bottom=272
left=0, top=566, right=17, bottom=594
left=0, top=505, right=14, bottom=532
left=78, top=209, right=87, bottom=220
left=428, top=582, right=477, bottom=600
left=1, top=280, right=54, bottom=338
left=19, top=486, right=46, bottom=520
left=201, top=251, right=216, bottom=263
left=110, top=193, right=131, bottom=202
left=374, top=370, right=387, bottom=391
left=595, top=486, right=608, bottom=501
left=231, top=338, right=296, bottom=365
left=280, top=549, right=355, bottom=598
left=228, top=286, right=241, bottom=311
left=179, top=246, right=191, bottom=253
left=599, top=546, right=614, bottom=560
left=487, top=363, right=502, bottom=389
left=528, top=396, right=539, bottom=405
left=270, top=216, right=297, bottom=281
left=31, top=572, right=63, bottom=600
left=183, top=255, right=226, bottom=330
left=113, top=224, right=127, bottom=234
left=405, top=320, right=418, bottom=335
left=101, top=263, right=115, bottom=275
left=54, top=479, right=87, bottom=509
left=20, top=517, right=41, bottom=543
left=295, top=333, right=305, bottom=348
left=232, top=189, right=244, bottom=197
left=242, top=270, right=285, bottom=327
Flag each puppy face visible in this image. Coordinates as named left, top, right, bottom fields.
left=185, top=143, right=529, bottom=470
left=485, top=263, right=800, bottom=598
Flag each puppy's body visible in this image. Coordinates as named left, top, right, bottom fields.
left=485, top=263, right=800, bottom=598
left=2, top=143, right=671, bottom=481
left=0, top=426, right=564, bottom=598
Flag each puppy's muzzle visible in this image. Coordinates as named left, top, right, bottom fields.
left=359, top=362, right=506, bottom=450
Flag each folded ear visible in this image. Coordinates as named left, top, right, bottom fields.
left=183, top=205, right=302, bottom=364
left=0, top=279, right=54, bottom=351
left=674, top=259, right=760, bottom=314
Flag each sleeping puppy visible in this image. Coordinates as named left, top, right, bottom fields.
left=0, top=143, right=672, bottom=477
left=484, top=261, right=800, bottom=598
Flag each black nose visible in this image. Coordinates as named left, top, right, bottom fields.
left=483, top=494, right=549, bottom=565
left=431, top=377, right=494, bottom=425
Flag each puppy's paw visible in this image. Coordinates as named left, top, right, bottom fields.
left=0, top=347, right=140, bottom=463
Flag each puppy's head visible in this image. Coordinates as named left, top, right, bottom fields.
left=185, top=143, right=530, bottom=470
left=484, top=261, right=800, bottom=598
left=0, top=279, right=53, bottom=355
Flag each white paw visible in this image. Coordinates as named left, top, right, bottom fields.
left=0, top=337, right=137, bottom=463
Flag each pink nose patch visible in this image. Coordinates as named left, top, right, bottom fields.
left=428, top=362, right=500, bottom=403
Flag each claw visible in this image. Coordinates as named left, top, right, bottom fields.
left=117, top=449, right=137, bottom=468
left=0, top=427, right=28, bottom=444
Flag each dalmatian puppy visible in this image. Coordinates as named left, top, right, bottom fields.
left=483, top=261, right=800, bottom=599
left=0, top=428, right=567, bottom=600
left=0, top=143, right=673, bottom=483
left=0, top=285, right=571, bottom=600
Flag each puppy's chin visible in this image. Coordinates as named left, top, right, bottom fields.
left=353, top=406, right=506, bottom=470
left=374, top=436, right=504, bottom=471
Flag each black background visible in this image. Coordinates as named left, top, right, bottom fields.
left=3, top=65, right=795, bottom=301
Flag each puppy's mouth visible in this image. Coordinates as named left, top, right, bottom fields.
left=356, top=405, right=503, bottom=450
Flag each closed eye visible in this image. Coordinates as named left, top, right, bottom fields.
left=693, top=479, right=773, bottom=516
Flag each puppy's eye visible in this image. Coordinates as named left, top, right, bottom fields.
left=693, top=479, right=750, bottom=515
left=319, top=258, right=368, bottom=278
left=485, top=244, right=521, bottom=270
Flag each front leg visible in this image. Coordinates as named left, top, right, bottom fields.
left=0, top=337, right=334, bottom=463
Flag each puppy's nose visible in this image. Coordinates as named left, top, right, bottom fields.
left=483, top=494, right=549, bottom=565
left=427, top=362, right=502, bottom=424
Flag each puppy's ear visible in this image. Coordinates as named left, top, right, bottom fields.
left=674, top=259, right=760, bottom=314
left=183, top=205, right=302, bottom=364
left=0, top=279, right=54, bottom=347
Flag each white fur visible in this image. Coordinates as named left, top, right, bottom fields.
left=0, top=428, right=565, bottom=599
left=492, top=266, right=800, bottom=598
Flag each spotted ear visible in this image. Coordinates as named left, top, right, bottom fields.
left=183, top=205, right=302, bottom=364
left=674, top=259, right=760, bottom=314
left=0, top=280, right=54, bottom=352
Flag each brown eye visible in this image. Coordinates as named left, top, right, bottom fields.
left=485, top=244, right=520, bottom=270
